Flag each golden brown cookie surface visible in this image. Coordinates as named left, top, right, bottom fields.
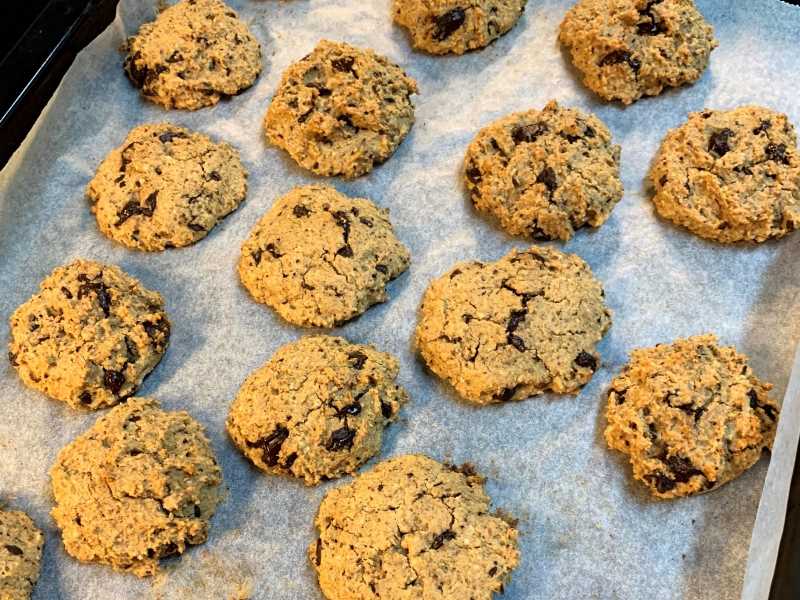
left=393, top=0, right=527, bottom=55
left=87, top=123, right=247, bottom=251
left=464, top=101, right=623, bottom=241
left=124, top=0, right=261, bottom=110
left=238, top=185, right=410, bottom=328
left=309, top=455, right=519, bottom=600
left=605, top=334, right=779, bottom=499
left=415, top=246, right=611, bottom=404
left=264, top=40, right=417, bottom=179
left=649, top=106, right=800, bottom=243
left=227, top=336, right=408, bottom=485
left=8, top=260, right=170, bottom=410
left=559, top=0, right=717, bottom=104
left=50, top=398, right=223, bottom=576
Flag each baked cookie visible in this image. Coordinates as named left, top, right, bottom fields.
left=605, top=334, right=779, bottom=499
left=8, top=260, right=170, bottom=410
left=310, top=455, right=519, bottom=600
left=464, top=100, right=623, bottom=241
left=50, top=397, right=223, bottom=576
left=227, top=336, right=408, bottom=485
left=87, top=123, right=248, bottom=251
left=0, top=510, right=44, bottom=600
left=559, top=0, right=717, bottom=104
left=238, top=185, right=410, bottom=327
left=393, top=0, right=526, bottom=55
left=415, top=246, right=611, bottom=404
left=264, top=40, right=418, bottom=179
left=649, top=106, right=800, bottom=243
left=124, top=0, right=261, bottom=110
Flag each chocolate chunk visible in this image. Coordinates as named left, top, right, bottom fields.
left=125, top=51, right=149, bottom=88
left=79, top=391, right=92, bottom=405
left=749, top=388, right=777, bottom=420
left=575, top=351, right=597, bottom=370
left=508, top=334, right=526, bottom=352
left=493, top=386, right=519, bottom=402
left=251, top=249, right=263, bottom=265
left=314, top=538, right=323, bottom=566
left=77, top=281, right=112, bottom=317
left=283, top=452, right=298, bottom=469
left=765, top=142, right=790, bottom=165
left=376, top=264, right=388, bottom=274
left=599, top=50, right=640, bottom=73
left=326, top=426, right=356, bottom=451
left=536, top=167, right=558, bottom=192
left=512, top=123, right=548, bottom=144
left=336, top=244, right=354, bottom=258
left=8, top=351, right=18, bottom=367
left=647, top=472, right=676, bottom=493
left=466, top=165, right=482, bottom=184
left=331, top=56, right=355, bottom=73
left=338, top=402, right=362, bottom=416
left=114, top=192, right=157, bottom=227
left=4, top=544, right=23, bottom=556
left=360, top=216, right=373, bottom=227
left=752, top=120, right=771, bottom=135
left=614, top=389, right=627, bottom=404
left=266, top=243, right=283, bottom=259
left=103, top=369, right=125, bottom=395
left=433, top=8, right=467, bottom=41
left=488, top=565, right=498, bottom=577
left=585, top=126, right=596, bottom=138
left=61, top=286, right=73, bottom=299
left=293, top=204, right=311, bottom=217
left=248, top=425, right=289, bottom=467
left=381, top=401, right=393, bottom=419
left=187, top=222, right=206, bottom=232
left=158, top=131, right=188, bottom=143
left=708, top=129, right=734, bottom=157
left=348, top=351, right=368, bottom=369
left=431, top=530, right=456, bottom=549
left=449, top=268, right=462, bottom=279
left=125, top=336, right=140, bottom=363
left=207, top=171, right=221, bottom=181
left=666, top=455, right=702, bottom=483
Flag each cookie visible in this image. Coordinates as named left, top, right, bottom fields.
left=50, top=397, right=223, bottom=576
left=227, top=336, right=408, bottom=485
left=87, top=123, right=248, bottom=251
left=309, top=455, right=519, bottom=600
left=649, top=106, right=800, bottom=243
left=559, top=0, right=717, bottom=104
left=124, top=0, right=261, bottom=110
left=238, top=185, right=411, bottom=327
left=415, top=246, right=611, bottom=404
left=605, top=334, right=779, bottom=499
left=393, top=0, right=526, bottom=55
left=464, top=100, right=623, bottom=241
left=264, top=40, right=418, bottom=179
left=0, top=510, right=44, bottom=600
left=8, top=260, right=170, bottom=410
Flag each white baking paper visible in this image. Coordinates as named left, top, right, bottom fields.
left=1, top=1, right=799, bottom=598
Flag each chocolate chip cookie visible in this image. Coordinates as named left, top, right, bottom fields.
left=50, top=397, right=223, bottom=576
left=8, top=260, right=170, bottom=410
left=464, top=100, right=623, bottom=241
left=238, top=185, right=411, bottom=328
left=605, top=334, right=779, bottom=499
left=393, top=0, right=527, bottom=55
left=264, top=40, right=418, bottom=179
left=415, top=246, right=611, bottom=404
left=0, top=509, right=44, bottom=600
left=649, top=106, right=800, bottom=243
left=124, top=0, right=261, bottom=110
left=559, top=0, right=717, bottom=104
left=309, top=454, right=519, bottom=600
left=87, top=123, right=248, bottom=251
left=227, top=336, right=408, bottom=485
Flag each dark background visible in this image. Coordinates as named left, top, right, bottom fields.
left=1, top=1, right=799, bottom=598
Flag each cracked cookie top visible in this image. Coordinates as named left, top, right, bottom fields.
left=415, top=246, right=611, bottom=404
left=464, top=100, right=623, bottom=241
left=393, top=0, right=527, bottom=55
left=226, top=335, right=408, bottom=485
left=123, top=0, right=261, bottom=110
left=8, top=260, right=170, bottom=410
left=87, top=123, right=248, bottom=251
left=264, top=40, right=418, bottom=179
left=605, top=334, right=779, bottom=499
left=559, top=0, right=717, bottom=104
left=649, top=105, right=800, bottom=243
left=0, top=509, right=44, bottom=600
left=309, top=454, right=519, bottom=600
left=50, top=397, right=223, bottom=576
left=238, top=185, right=411, bottom=328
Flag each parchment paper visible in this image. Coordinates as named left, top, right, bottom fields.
left=1, top=1, right=799, bottom=598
